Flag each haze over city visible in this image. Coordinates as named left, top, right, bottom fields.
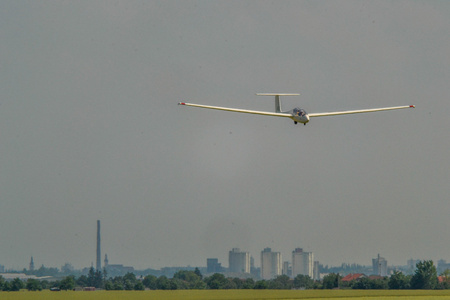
left=1, top=1, right=449, bottom=271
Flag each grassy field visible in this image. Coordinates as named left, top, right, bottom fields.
left=3, top=290, right=450, bottom=300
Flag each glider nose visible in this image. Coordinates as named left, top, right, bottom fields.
left=300, top=114, right=310, bottom=124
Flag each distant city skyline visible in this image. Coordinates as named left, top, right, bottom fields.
left=1, top=1, right=449, bottom=271
left=5, top=250, right=450, bottom=282
left=5, top=246, right=449, bottom=276
left=0, top=217, right=444, bottom=274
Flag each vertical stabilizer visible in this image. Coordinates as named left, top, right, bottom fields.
left=275, top=95, right=281, bottom=113
left=256, top=93, right=300, bottom=113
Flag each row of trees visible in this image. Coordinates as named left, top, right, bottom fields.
left=0, top=261, right=447, bottom=291
left=0, top=277, right=49, bottom=291
left=323, top=260, right=444, bottom=290
left=0, top=269, right=316, bottom=291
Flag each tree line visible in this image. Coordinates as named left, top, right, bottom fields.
left=323, top=260, right=446, bottom=290
left=0, top=260, right=448, bottom=291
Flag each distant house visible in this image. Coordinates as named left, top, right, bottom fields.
left=341, top=273, right=366, bottom=282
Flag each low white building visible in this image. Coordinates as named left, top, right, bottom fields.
left=0, top=273, right=52, bottom=281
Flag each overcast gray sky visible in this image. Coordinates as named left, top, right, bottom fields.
left=1, top=0, right=449, bottom=271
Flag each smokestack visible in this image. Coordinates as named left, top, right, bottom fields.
left=96, top=220, right=101, bottom=271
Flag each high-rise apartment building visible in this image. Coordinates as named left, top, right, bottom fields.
left=313, top=261, right=320, bottom=281
left=292, top=248, right=314, bottom=278
left=229, top=248, right=250, bottom=273
left=372, top=254, right=387, bottom=276
left=260, top=248, right=282, bottom=280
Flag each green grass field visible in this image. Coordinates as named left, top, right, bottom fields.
left=3, top=290, right=450, bottom=300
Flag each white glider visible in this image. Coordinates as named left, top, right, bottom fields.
left=178, top=93, right=415, bottom=125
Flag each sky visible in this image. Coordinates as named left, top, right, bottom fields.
left=0, top=0, right=449, bottom=271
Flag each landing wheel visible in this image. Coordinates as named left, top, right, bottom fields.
left=294, top=121, right=298, bottom=125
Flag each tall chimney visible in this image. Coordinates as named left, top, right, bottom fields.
left=96, top=220, right=101, bottom=271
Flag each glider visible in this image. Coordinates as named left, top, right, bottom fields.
left=178, top=93, right=415, bottom=125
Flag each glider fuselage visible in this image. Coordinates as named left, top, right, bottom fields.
left=290, top=108, right=310, bottom=124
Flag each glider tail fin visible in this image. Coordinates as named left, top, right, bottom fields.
left=256, top=93, right=300, bottom=113
left=275, top=95, right=282, bottom=113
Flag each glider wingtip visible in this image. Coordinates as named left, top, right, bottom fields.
left=178, top=102, right=186, bottom=105
left=410, top=105, right=415, bottom=108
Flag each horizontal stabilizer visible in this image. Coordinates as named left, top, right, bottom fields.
left=256, top=93, right=299, bottom=96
